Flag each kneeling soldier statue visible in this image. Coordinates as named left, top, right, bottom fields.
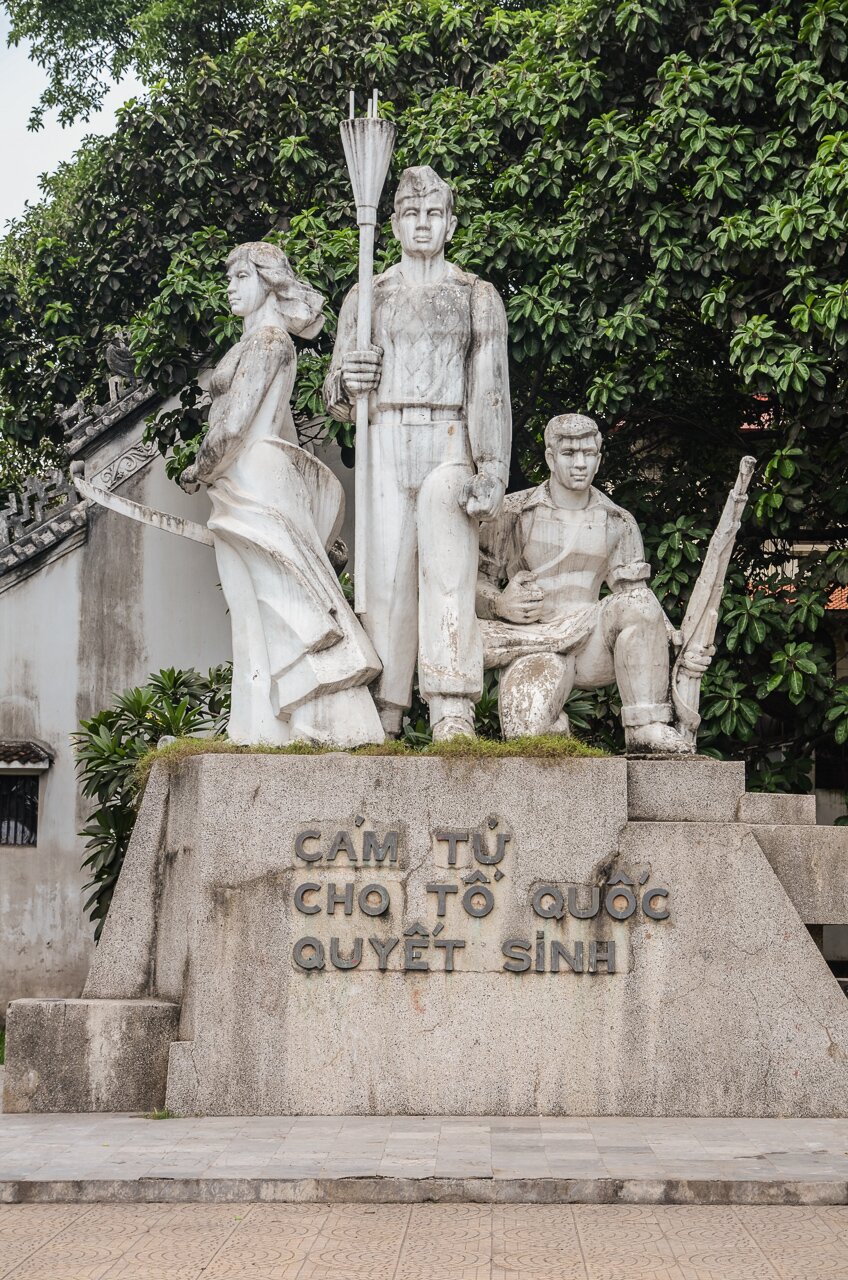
left=476, top=413, right=715, bottom=753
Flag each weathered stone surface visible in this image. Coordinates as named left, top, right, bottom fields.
left=737, top=792, right=817, bottom=825
left=74, top=754, right=848, bottom=1118
left=754, top=825, right=848, bottom=924
left=83, top=766, right=170, bottom=1002
left=86, top=753, right=629, bottom=1005
left=83, top=765, right=170, bottom=1002
left=616, top=822, right=848, bottom=1116
left=2, top=998, right=178, bottom=1113
left=627, top=757, right=746, bottom=822
left=2, top=1176, right=848, bottom=1207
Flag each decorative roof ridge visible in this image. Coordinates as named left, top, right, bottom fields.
left=1, top=467, right=80, bottom=546
left=0, top=468, right=88, bottom=577
left=65, top=383, right=159, bottom=458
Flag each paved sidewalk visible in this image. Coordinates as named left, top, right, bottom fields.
left=2, top=1202, right=848, bottom=1278
left=2, top=1115, right=848, bottom=1204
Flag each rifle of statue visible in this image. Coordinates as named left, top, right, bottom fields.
left=671, top=455, right=757, bottom=746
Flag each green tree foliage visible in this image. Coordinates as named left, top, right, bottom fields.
left=2, top=0, right=264, bottom=125
left=74, top=666, right=231, bottom=938
left=1, top=0, right=522, bottom=443
left=5, top=0, right=848, bottom=791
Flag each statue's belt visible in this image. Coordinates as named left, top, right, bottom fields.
left=371, top=406, right=464, bottom=426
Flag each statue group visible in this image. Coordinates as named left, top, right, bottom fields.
left=178, top=162, right=748, bottom=755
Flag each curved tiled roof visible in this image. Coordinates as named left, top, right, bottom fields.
left=0, top=741, right=53, bottom=767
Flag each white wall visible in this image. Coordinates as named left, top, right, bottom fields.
left=1, top=428, right=231, bottom=1016
left=1, top=545, right=89, bottom=1009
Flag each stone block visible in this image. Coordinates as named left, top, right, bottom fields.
left=2, top=998, right=179, bottom=1113
left=754, top=826, right=848, bottom=925
left=737, top=792, right=816, bottom=825
left=74, top=754, right=848, bottom=1117
left=627, top=757, right=745, bottom=822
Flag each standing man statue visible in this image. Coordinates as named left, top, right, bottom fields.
left=324, top=165, right=511, bottom=740
left=477, top=413, right=713, bottom=752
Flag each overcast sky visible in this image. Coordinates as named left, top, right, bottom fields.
left=0, top=14, right=144, bottom=229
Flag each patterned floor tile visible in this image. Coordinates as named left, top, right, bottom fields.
left=4, top=1265, right=115, bottom=1280
left=295, top=1204, right=410, bottom=1279
left=0, top=1202, right=847, bottom=1278
left=734, top=1204, right=845, bottom=1247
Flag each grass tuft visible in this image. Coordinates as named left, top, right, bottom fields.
left=133, top=736, right=315, bottom=790
left=134, top=731, right=604, bottom=792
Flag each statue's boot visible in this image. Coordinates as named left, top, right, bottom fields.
left=377, top=703, right=404, bottom=739
left=430, top=695, right=476, bottom=742
left=625, top=721, right=693, bottom=754
left=551, top=710, right=572, bottom=736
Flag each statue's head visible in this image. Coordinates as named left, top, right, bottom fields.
left=544, top=413, right=603, bottom=493
left=391, top=166, right=457, bottom=259
left=226, top=242, right=325, bottom=338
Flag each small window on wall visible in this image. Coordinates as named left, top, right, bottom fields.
left=0, top=775, right=39, bottom=846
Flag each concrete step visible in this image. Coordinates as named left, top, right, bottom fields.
left=2, top=1114, right=847, bottom=1206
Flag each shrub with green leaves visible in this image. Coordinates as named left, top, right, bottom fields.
left=74, top=665, right=231, bottom=939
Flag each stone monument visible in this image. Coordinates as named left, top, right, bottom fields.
left=5, top=107, right=848, bottom=1123
left=5, top=753, right=848, bottom=1117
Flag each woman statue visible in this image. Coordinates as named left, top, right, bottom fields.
left=180, top=241, right=384, bottom=746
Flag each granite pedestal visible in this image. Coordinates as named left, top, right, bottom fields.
left=4, top=754, right=847, bottom=1117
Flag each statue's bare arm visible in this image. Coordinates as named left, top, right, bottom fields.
left=463, top=281, right=511, bottom=520
left=322, top=287, right=382, bottom=422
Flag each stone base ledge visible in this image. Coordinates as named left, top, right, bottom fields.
left=2, top=999, right=179, bottom=1114
left=626, top=758, right=745, bottom=821
left=2, top=1175, right=846, bottom=1207
left=755, top=825, right=848, bottom=924
left=737, top=791, right=816, bottom=825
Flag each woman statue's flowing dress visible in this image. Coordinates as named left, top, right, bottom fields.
left=201, top=324, right=383, bottom=746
